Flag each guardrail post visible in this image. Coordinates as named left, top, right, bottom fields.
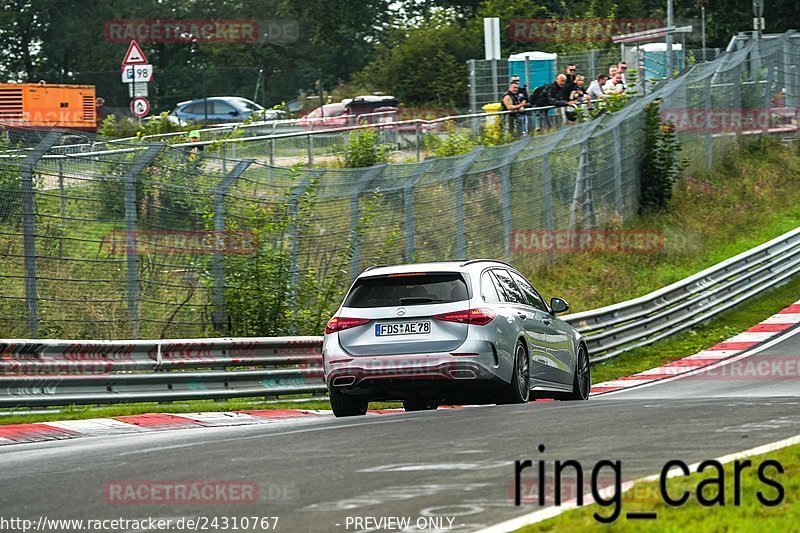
left=704, top=76, right=713, bottom=169
left=612, top=127, right=624, bottom=212
left=122, top=144, right=165, bottom=339
left=212, top=159, right=255, bottom=333
left=20, top=132, right=61, bottom=336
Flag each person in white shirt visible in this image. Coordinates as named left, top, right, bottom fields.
left=604, top=73, right=625, bottom=94
left=587, top=74, right=608, bottom=100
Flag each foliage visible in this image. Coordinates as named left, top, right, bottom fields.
left=639, top=100, right=685, bottom=213
left=343, top=128, right=392, bottom=168
left=0, top=135, right=21, bottom=225
left=351, top=13, right=481, bottom=107
left=98, top=113, right=194, bottom=139
left=480, top=117, right=515, bottom=146
left=216, top=175, right=382, bottom=336
left=424, top=124, right=476, bottom=157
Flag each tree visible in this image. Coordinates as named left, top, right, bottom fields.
left=354, top=14, right=481, bottom=107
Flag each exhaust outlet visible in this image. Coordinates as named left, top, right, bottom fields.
left=449, top=369, right=477, bottom=379
left=332, top=375, right=356, bottom=386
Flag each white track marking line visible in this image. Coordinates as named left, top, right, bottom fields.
left=476, top=433, right=800, bottom=533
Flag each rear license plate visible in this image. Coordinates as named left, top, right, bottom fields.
left=375, top=321, right=431, bottom=336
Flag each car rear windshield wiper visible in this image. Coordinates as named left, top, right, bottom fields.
left=399, top=297, right=441, bottom=305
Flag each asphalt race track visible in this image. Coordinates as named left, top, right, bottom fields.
left=2, top=327, right=799, bottom=532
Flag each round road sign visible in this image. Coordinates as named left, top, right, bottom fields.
left=131, top=97, right=150, bottom=118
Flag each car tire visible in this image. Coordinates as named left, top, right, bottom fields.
left=329, top=388, right=368, bottom=417
left=557, top=344, right=591, bottom=401
left=403, top=400, right=439, bottom=412
left=497, top=341, right=530, bottom=404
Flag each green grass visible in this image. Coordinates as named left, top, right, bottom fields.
left=518, top=442, right=800, bottom=532
left=523, top=137, right=800, bottom=313
left=590, top=273, right=800, bottom=384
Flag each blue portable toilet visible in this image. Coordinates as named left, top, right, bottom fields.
left=640, top=43, right=684, bottom=80
left=507, top=51, right=557, bottom=90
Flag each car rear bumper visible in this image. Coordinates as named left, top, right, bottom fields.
left=323, top=349, right=506, bottom=401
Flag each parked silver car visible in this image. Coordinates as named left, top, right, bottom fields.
left=322, top=260, right=590, bottom=417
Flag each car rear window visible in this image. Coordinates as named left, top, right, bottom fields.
left=344, top=273, right=469, bottom=308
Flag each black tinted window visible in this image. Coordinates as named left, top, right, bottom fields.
left=345, top=273, right=469, bottom=308
left=510, top=271, right=547, bottom=311
left=492, top=269, right=526, bottom=304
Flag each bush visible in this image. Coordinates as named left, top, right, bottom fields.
left=424, top=124, right=476, bottom=157
left=640, top=100, right=685, bottom=213
left=344, top=128, right=392, bottom=168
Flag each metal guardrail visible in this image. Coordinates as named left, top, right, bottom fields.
left=1, top=225, right=799, bottom=407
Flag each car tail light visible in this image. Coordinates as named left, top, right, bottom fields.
left=433, top=308, right=496, bottom=326
left=325, top=316, right=370, bottom=334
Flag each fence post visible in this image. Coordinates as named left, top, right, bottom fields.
left=733, top=63, right=743, bottom=143
left=704, top=75, right=713, bottom=169
left=122, top=144, right=164, bottom=339
left=501, top=164, right=511, bottom=261
left=19, top=132, right=61, bottom=336
left=415, top=121, right=422, bottom=162
left=542, top=154, right=554, bottom=263
left=212, top=159, right=254, bottom=333
left=451, top=147, right=484, bottom=260
left=491, top=58, right=499, bottom=101
left=350, top=165, right=388, bottom=280
left=403, top=159, right=436, bottom=262
left=307, top=134, right=313, bottom=165
left=269, top=138, right=275, bottom=166
left=288, top=172, right=317, bottom=323
left=468, top=59, right=478, bottom=113
left=612, top=127, right=624, bottom=212
left=763, top=57, right=775, bottom=134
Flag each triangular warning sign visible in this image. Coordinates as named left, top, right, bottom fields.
left=122, top=40, right=148, bottom=65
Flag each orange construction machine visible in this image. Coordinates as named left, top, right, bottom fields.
left=0, top=82, right=97, bottom=131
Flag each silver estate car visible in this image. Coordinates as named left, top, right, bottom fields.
left=322, top=260, right=590, bottom=417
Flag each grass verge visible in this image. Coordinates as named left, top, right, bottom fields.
left=518, top=441, right=800, bottom=532
left=590, top=273, right=800, bottom=384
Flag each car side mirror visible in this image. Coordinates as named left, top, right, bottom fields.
left=550, top=297, right=569, bottom=314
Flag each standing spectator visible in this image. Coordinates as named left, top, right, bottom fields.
left=534, top=74, right=577, bottom=130
left=510, top=75, right=531, bottom=134
left=561, top=64, right=578, bottom=100
left=587, top=74, right=608, bottom=100
left=500, top=79, right=527, bottom=136
left=617, top=61, right=629, bottom=89
left=608, top=64, right=618, bottom=79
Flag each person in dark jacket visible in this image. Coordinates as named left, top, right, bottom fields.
left=534, top=75, right=578, bottom=130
